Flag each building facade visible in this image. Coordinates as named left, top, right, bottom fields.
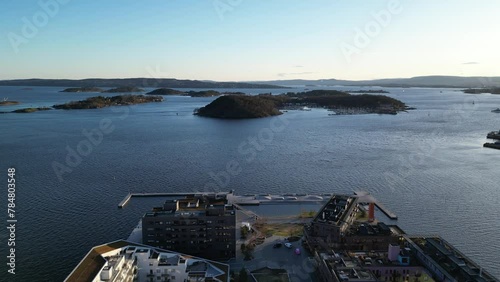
left=142, top=195, right=236, bottom=261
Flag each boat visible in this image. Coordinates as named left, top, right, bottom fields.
left=492, top=108, right=500, bottom=113
left=300, top=106, right=312, bottom=111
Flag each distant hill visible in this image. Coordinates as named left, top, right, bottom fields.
left=0, top=78, right=284, bottom=89
left=250, top=76, right=500, bottom=88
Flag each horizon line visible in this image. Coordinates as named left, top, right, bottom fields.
left=1, top=74, right=500, bottom=83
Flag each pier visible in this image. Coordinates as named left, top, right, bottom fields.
left=374, top=201, right=398, bottom=220
left=118, top=192, right=231, bottom=208
left=118, top=191, right=398, bottom=220
left=354, top=191, right=398, bottom=220
left=118, top=191, right=331, bottom=208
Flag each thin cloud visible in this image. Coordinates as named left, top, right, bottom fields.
left=462, top=62, right=479, bottom=65
left=294, top=65, right=304, bottom=68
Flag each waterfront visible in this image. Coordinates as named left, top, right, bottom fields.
left=1, top=86, right=500, bottom=281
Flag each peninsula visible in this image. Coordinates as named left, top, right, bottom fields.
left=53, top=95, right=163, bottom=110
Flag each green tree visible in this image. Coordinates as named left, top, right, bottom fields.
left=239, top=268, right=249, bottom=282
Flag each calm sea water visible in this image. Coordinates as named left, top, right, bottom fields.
left=0, top=86, right=499, bottom=281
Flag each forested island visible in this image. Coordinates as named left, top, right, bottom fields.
left=146, top=88, right=185, bottom=95
left=60, top=87, right=103, bottom=92
left=463, top=88, right=500, bottom=94
left=103, top=86, right=144, bottom=93
left=195, top=95, right=282, bottom=118
left=53, top=95, right=163, bottom=110
left=195, top=90, right=407, bottom=119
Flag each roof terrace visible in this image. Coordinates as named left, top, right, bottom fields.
left=313, top=195, right=356, bottom=226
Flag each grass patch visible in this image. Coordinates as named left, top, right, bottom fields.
left=298, top=210, right=317, bottom=218
left=253, top=221, right=303, bottom=237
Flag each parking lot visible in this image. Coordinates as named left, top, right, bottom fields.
left=230, top=234, right=318, bottom=282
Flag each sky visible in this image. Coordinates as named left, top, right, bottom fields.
left=0, top=0, right=499, bottom=81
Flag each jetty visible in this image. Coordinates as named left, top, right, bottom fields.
left=118, top=191, right=231, bottom=208
left=354, top=191, right=398, bottom=220
left=118, top=191, right=332, bottom=208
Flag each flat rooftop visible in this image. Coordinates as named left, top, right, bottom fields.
left=408, top=236, right=499, bottom=282
left=312, top=194, right=356, bottom=225
left=64, top=240, right=229, bottom=282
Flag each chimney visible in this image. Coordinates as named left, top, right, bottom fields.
left=368, top=203, right=375, bottom=222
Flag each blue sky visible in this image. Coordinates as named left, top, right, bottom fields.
left=1, top=0, right=499, bottom=81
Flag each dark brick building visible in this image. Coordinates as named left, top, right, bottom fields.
left=142, top=194, right=236, bottom=261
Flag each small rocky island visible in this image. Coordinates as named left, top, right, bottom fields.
left=185, top=90, right=245, bottom=97
left=102, top=86, right=144, bottom=93
left=12, top=107, right=51, bottom=113
left=53, top=95, right=163, bottom=110
left=0, top=100, right=20, bottom=106
left=145, top=88, right=247, bottom=97
left=346, top=89, right=389, bottom=94
left=146, top=88, right=185, bottom=95
left=186, top=90, right=221, bottom=97
left=60, top=87, right=103, bottom=93
left=195, top=90, right=407, bottom=119
left=463, top=88, right=500, bottom=94
left=195, top=95, right=282, bottom=118
left=283, top=90, right=406, bottom=114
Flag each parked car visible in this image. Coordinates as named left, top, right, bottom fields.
left=285, top=243, right=292, bottom=248
left=273, top=243, right=282, bottom=248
